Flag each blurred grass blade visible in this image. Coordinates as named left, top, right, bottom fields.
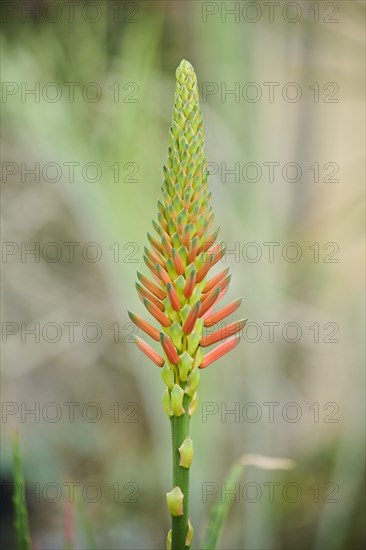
left=63, top=498, right=75, bottom=550
left=202, top=454, right=295, bottom=550
left=12, top=432, right=31, bottom=550
left=202, top=460, right=243, bottom=550
left=75, top=487, right=98, bottom=550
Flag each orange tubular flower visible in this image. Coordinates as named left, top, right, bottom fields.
left=203, top=268, right=230, bottom=293
left=143, top=299, right=171, bottom=327
left=200, top=319, right=247, bottom=348
left=128, top=311, right=160, bottom=341
left=135, top=282, right=164, bottom=311
left=203, top=298, right=243, bottom=327
left=136, top=272, right=165, bottom=300
left=182, top=302, right=201, bottom=334
left=166, top=282, right=181, bottom=311
left=202, top=275, right=231, bottom=301
left=199, top=336, right=240, bottom=369
left=187, top=237, right=199, bottom=264
left=156, top=264, right=173, bottom=286
left=171, top=248, right=185, bottom=276
left=196, top=254, right=214, bottom=283
left=134, top=337, right=165, bottom=367
left=183, top=268, right=196, bottom=298
left=160, top=333, right=180, bottom=365
left=198, top=287, right=221, bottom=317
left=147, top=232, right=164, bottom=255
left=145, top=246, right=165, bottom=268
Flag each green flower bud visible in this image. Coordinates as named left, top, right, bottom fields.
left=166, top=203, right=175, bottom=219
left=171, top=120, right=180, bottom=140
left=178, top=351, right=194, bottom=382
left=166, top=486, right=184, bottom=517
left=186, top=520, right=194, bottom=547
left=172, top=194, right=182, bottom=210
left=174, top=275, right=186, bottom=301
left=172, top=232, right=181, bottom=249
left=171, top=384, right=185, bottom=416
left=166, top=529, right=172, bottom=550
left=189, top=286, right=201, bottom=305
left=179, top=437, right=193, bottom=468
left=177, top=245, right=188, bottom=264
left=175, top=109, right=185, bottom=129
left=161, top=364, right=174, bottom=390
left=187, top=330, right=200, bottom=356
left=177, top=168, right=186, bottom=186
left=162, top=389, right=173, bottom=417
left=194, top=347, right=205, bottom=368
left=185, top=368, right=200, bottom=397
left=189, top=393, right=198, bottom=416
left=179, top=304, right=191, bottom=324
left=168, top=321, right=183, bottom=352
left=166, top=257, right=176, bottom=279
left=194, top=253, right=203, bottom=271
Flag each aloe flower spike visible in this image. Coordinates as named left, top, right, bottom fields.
left=129, top=59, right=245, bottom=550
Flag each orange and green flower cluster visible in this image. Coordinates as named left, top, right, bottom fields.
left=129, top=59, right=245, bottom=403
left=129, top=58, right=246, bottom=550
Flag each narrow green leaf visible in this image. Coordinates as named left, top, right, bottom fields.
left=202, top=454, right=295, bottom=550
left=63, top=497, right=75, bottom=550
left=12, top=431, right=32, bottom=550
left=75, top=487, right=98, bottom=550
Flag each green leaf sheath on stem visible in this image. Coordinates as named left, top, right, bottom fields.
left=170, top=394, right=191, bottom=550
left=12, top=432, right=32, bottom=550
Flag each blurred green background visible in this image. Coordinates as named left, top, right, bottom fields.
left=1, top=1, right=365, bottom=549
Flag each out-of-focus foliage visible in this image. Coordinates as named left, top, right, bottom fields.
left=12, top=432, right=31, bottom=550
left=1, top=1, right=364, bottom=549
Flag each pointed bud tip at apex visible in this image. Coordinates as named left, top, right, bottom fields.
left=179, top=59, right=194, bottom=71
left=176, top=59, right=196, bottom=80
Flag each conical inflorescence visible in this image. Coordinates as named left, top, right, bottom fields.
left=129, top=59, right=245, bottom=550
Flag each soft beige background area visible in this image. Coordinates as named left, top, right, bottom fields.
left=1, top=1, right=364, bottom=549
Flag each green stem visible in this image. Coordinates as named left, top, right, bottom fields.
left=170, top=394, right=190, bottom=550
